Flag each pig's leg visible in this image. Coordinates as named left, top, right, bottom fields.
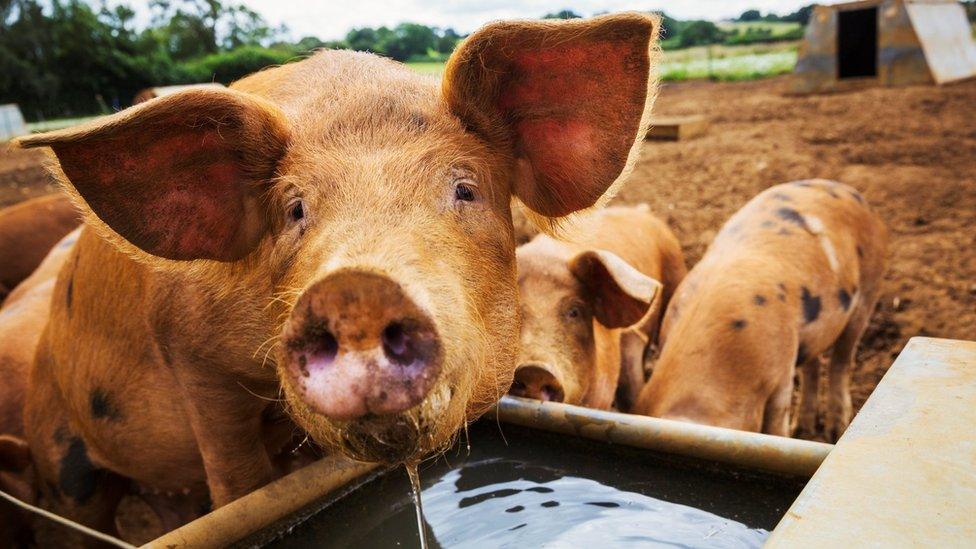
left=762, top=368, right=794, bottom=437
left=615, top=329, right=648, bottom=412
left=795, top=354, right=822, bottom=439
left=825, top=290, right=878, bottom=442
left=174, top=371, right=275, bottom=507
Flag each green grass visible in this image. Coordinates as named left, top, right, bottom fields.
left=406, top=61, right=447, bottom=75
left=27, top=116, right=100, bottom=133
left=407, top=40, right=799, bottom=82
left=717, top=21, right=802, bottom=36
left=660, top=41, right=798, bottom=81
left=661, top=50, right=797, bottom=81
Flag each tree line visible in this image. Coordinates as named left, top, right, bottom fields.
left=2, top=1, right=821, bottom=122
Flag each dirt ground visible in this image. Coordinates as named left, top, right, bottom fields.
left=616, top=76, right=976, bottom=425
left=2, top=75, right=974, bottom=436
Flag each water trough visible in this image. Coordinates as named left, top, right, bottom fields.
left=147, top=336, right=975, bottom=548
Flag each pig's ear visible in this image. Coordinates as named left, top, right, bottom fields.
left=442, top=13, right=660, bottom=219
left=13, top=88, right=289, bottom=262
left=570, top=249, right=662, bottom=329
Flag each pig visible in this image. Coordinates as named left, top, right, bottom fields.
left=6, top=13, right=663, bottom=538
left=509, top=205, right=686, bottom=411
left=0, top=193, right=79, bottom=303
left=0, top=230, right=78, bottom=546
left=633, top=180, right=887, bottom=441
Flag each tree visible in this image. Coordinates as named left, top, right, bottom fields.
left=678, top=20, right=725, bottom=48
left=739, top=9, right=762, bottom=21
left=437, top=28, right=461, bottom=54
left=783, top=5, right=815, bottom=25
left=656, top=12, right=682, bottom=41
left=543, top=10, right=581, bottom=20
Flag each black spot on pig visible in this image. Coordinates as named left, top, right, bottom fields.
left=794, top=181, right=813, bottom=188
left=540, top=501, right=560, bottom=508
left=796, top=344, right=808, bottom=364
left=801, top=287, right=821, bottom=323
left=761, top=220, right=775, bottom=229
left=772, top=192, right=792, bottom=202
left=838, top=289, right=852, bottom=311
left=849, top=190, right=865, bottom=204
left=776, top=208, right=809, bottom=232
left=506, top=506, right=524, bottom=513
left=53, top=425, right=68, bottom=445
left=777, top=283, right=787, bottom=302
left=59, top=438, right=98, bottom=503
left=731, top=319, right=748, bottom=330
left=66, top=276, right=73, bottom=311
left=827, top=188, right=840, bottom=199
left=778, top=228, right=792, bottom=236
left=753, top=295, right=767, bottom=306
left=857, top=245, right=864, bottom=259
left=90, top=388, right=121, bottom=421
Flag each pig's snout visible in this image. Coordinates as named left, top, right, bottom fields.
left=509, top=364, right=565, bottom=403
left=283, top=270, right=443, bottom=420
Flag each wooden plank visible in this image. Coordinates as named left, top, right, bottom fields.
left=645, top=115, right=708, bottom=141
left=767, top=337, right=976, bottom=547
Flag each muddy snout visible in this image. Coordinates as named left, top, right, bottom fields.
left=283, top=270, right=443, bottom=420
left=509, top=364, right=565, bottom=403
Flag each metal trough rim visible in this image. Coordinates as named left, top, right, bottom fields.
left=147, top=397, right=832, bottom=547
left=493, top=397, right=832, bottom=478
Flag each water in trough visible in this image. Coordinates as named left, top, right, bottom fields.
left=250, top=421, right=803, bottom=548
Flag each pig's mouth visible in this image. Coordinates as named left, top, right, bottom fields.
left=338, top=414, right=423, bottom=463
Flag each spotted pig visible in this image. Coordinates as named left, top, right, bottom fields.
left=634, top=180, right=887, bottom=441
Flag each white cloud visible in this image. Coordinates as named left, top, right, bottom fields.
left=240, top=0, right=813, bottom=40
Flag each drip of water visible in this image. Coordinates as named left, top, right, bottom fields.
left=405, top=462, right=428, bottom=549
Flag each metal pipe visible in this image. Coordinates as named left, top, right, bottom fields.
left=144, top=456, right=378, bottom=548
left=492, top=396, right=833, bottom=478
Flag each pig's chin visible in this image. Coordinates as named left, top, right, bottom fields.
left=285, top=381, right=459, bottom=464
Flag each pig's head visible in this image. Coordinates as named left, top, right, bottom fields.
left=511, top=236, right=661, bottom=408
left=15, top=14, right=660, bottom=463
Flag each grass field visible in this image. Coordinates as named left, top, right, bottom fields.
left=716, top=20, right=802, bottom=36
left=659, top=41, right=798, bottom=81
left=405, top=40, right=800, bottom=82
left=26, top=116, right=99, bottom=133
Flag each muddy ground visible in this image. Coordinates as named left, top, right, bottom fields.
left=2, top=76, right=974, bottom=440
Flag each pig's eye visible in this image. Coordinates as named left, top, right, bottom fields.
left=566, top=306, right=582, bottom=319
left=287, top=199, right=306, bottom=227
left=454, top=181, right=478, bottom=202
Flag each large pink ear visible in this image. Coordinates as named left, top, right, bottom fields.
left=14, top=88, right=289, bottom=262
left=442, top=13, right=660, bottom=218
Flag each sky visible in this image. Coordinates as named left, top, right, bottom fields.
left=238, top=1, right=814, bottom=41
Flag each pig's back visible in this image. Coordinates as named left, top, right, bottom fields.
left=565, top=205, right=685, bottom=286
left=661, top=180, right=886, bottom=345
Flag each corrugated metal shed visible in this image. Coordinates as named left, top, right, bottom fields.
left=0, top=104, right=27, bottom=141
left=793, top=0, right=976, bottom=94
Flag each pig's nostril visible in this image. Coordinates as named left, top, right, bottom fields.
left=541, top=385, right=564, bottom=403
left=302, top=326, right=338, bottom=370
left=382, top=322, right=416, bottom=366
